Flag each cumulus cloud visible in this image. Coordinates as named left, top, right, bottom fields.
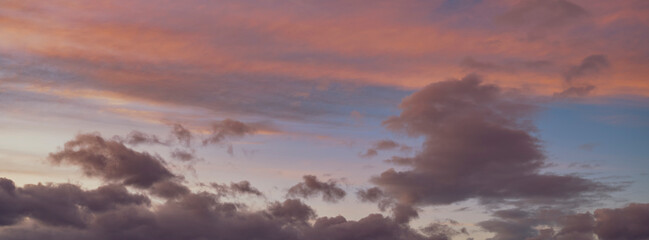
left=0, top=174, right=456, bottom=240
left=478, top=203, right=649, bottom=240
left=594, top=203, right=649, bottom=240
left=0, top=178, right=149, bottom=228
left=287, top=175, right=346, bottom=203
left=371, top=75, right=612, bottom=213
left=268, top=199, right=316, bottom=223
left=49, top=133, right=176, bottom=188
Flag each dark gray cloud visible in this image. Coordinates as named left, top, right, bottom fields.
left=497, top=0, right=587, bottom=29
left=479, top=203, right=649, bottom=240
left=268, top=199, right=316, bottom=223
left=170, top=149, right=196, bottom=162
left=421, top=222, right=468, bottom=240
left=594, top=203, right=649, bottom=240
left=371, top=75, right=612, bottom=212
left=360, top=140, right=410, bottom=158
left=0, top=175, right=451, bottom=240
left=149, top=180, right=191, bottom=199
left=202, top=119, right=258, bottom=154
left=0, top=178, right=149, bottom=228
left=357, top=187, right=386, bottom=203
left=212, top=180, right=263, bottom=197
left=49, top=133, right=176, bottom=188
left=287, top=175, right=346, bottom=203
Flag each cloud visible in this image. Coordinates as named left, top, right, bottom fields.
left=148, top=180, right=191, bottom=199
left=114, top=131, right=167, bottom=146
left=563, top=55, right=610, bottom=82
left=360, top=140, right=410, bottom=158
left=371, top=75, right=612, bottom=211
left=594, top=203, right=649, bottom=240
left=554, top=85, right=596, bottom=98
left=171, top=123, right=192, bottom=147
left=49, top=133, right=176, bottom=188
left=268, top=199, right=316, bottom=223
left=212, top=181, right=264, bottom=197
left=357, top=187, right=386, bottom=203
left=478, top=203, right=649, bottom=240
left=0, top=173, right=451, bottom=240
left=202, top=119, right=257, bottom=145
left=497, top=0, right=587, bottom=29
left=287, top=175, right=346, bottom=203
left=0, top=178, right=149, bottom=228
left=170, top=149, right=196, bottom=162
left=555, top=55, right=610, bottom=97
left=421, top=222, right=468, bottom=240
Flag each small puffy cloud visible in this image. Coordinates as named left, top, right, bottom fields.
left=212, top=180, right=263, bottom=197
left=49, top=133, right=176, bottom=188
left=287, top=175, right=346, bottom=203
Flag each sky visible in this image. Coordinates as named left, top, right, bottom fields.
left=0, top=0, right=648, bottom=239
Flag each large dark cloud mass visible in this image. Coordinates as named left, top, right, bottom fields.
left=372, top=75, right=611, bottom=213
left=594, top=203, right=649, bottom=240
left=478, top=203, right=649, bottom=240
left=0, top=178, right=149, bottom=228
left=0, top=131, right=472, bottom=240
left=1, top=81, right=646, bottom=239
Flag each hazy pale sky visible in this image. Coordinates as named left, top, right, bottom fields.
left=1, top=1, right=648, bottom=239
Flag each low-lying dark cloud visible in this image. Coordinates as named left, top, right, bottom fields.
left=371, top=75, right=613, bottom=216
left=594, top=203, right=649, bottom=240
left=49, top=133, right=176, bottom=188
left=479, top=203, right=649, bottom=240
left=0, top=178, right=149, bottom=228
left=287, top=175, right=346, bottom=203
left=0, top=175, right=461, bottom=240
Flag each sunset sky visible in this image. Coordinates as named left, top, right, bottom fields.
left=1, top=0, right=648, bottom=239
